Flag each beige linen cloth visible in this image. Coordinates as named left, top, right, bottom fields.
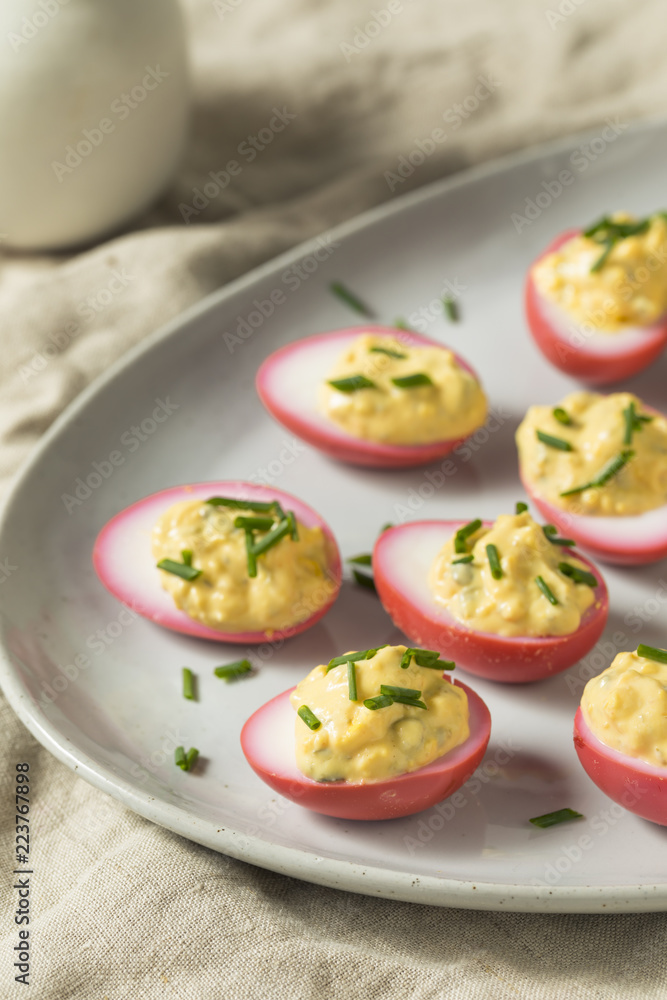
left=2, top=0, right=667, bottom=996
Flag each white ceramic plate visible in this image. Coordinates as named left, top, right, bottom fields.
left=2, top=119, right=667, bottom=914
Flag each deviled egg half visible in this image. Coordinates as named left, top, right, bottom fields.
left=241, top=644, right=491, bottom=820
left=373, top=509, right=608, bottom=683
left=256, top=326, right=488, bottom=468
left=517, top=391, right=667, bottom=564
left=575, top=644, right=667, bottom=825
left=93, top=482, right=341, bottom=644
left=526, top=213, right=667, bottom=384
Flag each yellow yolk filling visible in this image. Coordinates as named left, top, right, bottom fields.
left=516, top=391, right=667, bottom=516
left=429, top=512, right=597, bottom=638
left=290, top=645, right=469, bottom=782
left=581, top=650, right=667, bottom=767
left=152, top=499, right=333, bottom=632
left=532, top=212, right=667, bottom=331
left=319, top=333, right=488, bottom=446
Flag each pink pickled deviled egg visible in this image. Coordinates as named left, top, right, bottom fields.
left=517, top=391, right=667, bottom=565
left=241, top=644, right=491, bottom=820
left=525, top=214, right=667, bottom=385
left=256, top=326, right=488, bottom=468
left=373, top=511, right=609, bottom=684
left=93, top=481, right=341, bottom=644
left=574, top=644, right=667, bottom=826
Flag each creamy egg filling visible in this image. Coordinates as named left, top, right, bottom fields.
left=532, top=212, right=667, bottom=330
left=516, top=391, right=667, bottom=516
left=290, top=644, right=469, bottom=782
left=152, top=498, right=332, bottom=632
left=581, top=648, right=667, bottom=767
left=429, top=511, right=597, bottom=638
left=318, top=333, right=488, bottom=445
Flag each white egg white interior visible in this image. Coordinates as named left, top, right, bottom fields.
left=538, top=292, right=665, bottom=356
left=376, top=522, right=459, bottom=622
left=243, top=691, right=302, bottom=780
left=578, top=709, right=666, bottom=779
left=537, top=495, right=667, bottom=553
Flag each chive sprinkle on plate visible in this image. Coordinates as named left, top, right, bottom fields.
left=352, top=569, right=377, bottom=592
left=213, top=659, right=253, bottom=682
left=536, top=429, right=573, bottom=451
left=443, top=296, right=459, bottom=322
left=536, top=575, right=559, bottom=605
left=329, top=281, right=376, bottom=318
left=182, top=667, right=196, bottom=701
left=156, top=558, right=202, bottom=582
left=175, top=746, right=200, bottom=772
left=348, top=553, right=372, bottom=565
left=328, top=374, right=376, bottom=393
left=637, top=644, right=667, bottom=665
left=560, top=449, right=634, bottom=496
left=529, top=807, right=584, bottom=829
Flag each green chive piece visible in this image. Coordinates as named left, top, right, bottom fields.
left=234, top=515, right=275, bottom=531
left=400, top=647, right=454, bottom=671
left=529, top=808, right=584, bottom=829
left=515, top=502, right=528, bottom=514
left=348, top=553, right=372, bottom=566
left=591, top=241, right=614, bottom=273
left=157, top=559, right=202, bottom=582
left=558, top=562, right=598, bottom=588
left=584, top=215, right=651, bottom=273
left=553, top=407, right=572, bottom=425
left=536, top=429, right=573, bottom=451
left=560, top=449, right=635, bottom=496
left=392, top=697, right=428, bottom=709
left=369, top=345, right=408, bottom=359
left=182, top=667, right=196, bottom=701
left=454, top=518, right=482, bottom=554
left=328, top=374, right=377, bottom=393
left=286, top=510, right=298, bottom=541
left=391, top=373, right=434, bottom=389
left=214, top=659, right=253, bottom=682
left=251, top=518, right=291, bottom=556
left=181, top=549, right=193, bottom=566
left=175, top=746, right=187, bottom=770
left=245, top=529, right=257, bottom=578
left=185, top=748, right=199, bottom=771
left=381, top=522, right=394, bottom=532
left=330, top=281, right=375, bottom=318
left=637, top=644, right=667, bottom=665
left=443, top=296, right=459, bottom=322
left=364, top=694, right=394, bottom=711
left=486, top=543, right=503, bottom=580
left=347, top=661, right=358, bottom=701
left=352, top=569, right=377, bottom=591
left=452, top=554, right=474, bottom=565
left=206, top=497, right=279, bottom=511
left=536, top=576, right=559, bottom=605
left=380, top=684, right=421, bottom=700
left=297, top=705, right=321, bottom=730
left=623, top=401, right=653, bottom=445
left=327, top=647, right=387, bottom=670
left=543, top=525, right=576, bottom=547
left=393, top=318, right=412, bottom=331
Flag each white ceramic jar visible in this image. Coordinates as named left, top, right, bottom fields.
left=0, top=0, right=189, bottom=250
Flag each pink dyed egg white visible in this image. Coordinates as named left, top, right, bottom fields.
left=255, top=325, right=484, bottom=468
left=373, top=521, right=609, bottom=684
left=574, top=707, right=667, bottom=826
left=240, top=679, right=491, bottom=821
left=525, top=231, right=667, bottom=385
left=93, top=481, right=341, bottom=644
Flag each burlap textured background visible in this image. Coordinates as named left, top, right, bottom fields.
left=2, top=0, right=667, bottom=996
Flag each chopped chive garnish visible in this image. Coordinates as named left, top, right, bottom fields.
left=348, top=553, right=372, bottom=565
left=452, top=554, right=474, bottom=565
left=637, top=644, right=667, bottom=665
left=529, top=808, right=584, bottom=829
left=206, top=497, right=278, bottom=511
left=391, top=373, right=434, bottom=389
left=443, top=296, right=459, bottom=322
left=553, top=407, right=572, bottom=425
left=297, top=705, right=321, bottom=730
left=381, top=522, right=394, bottom=532
left=454, top=518, right=482, bottom=554
left=369, top=345, right=407, bottom=359
left=543, top=525, right=576, bottom=547
left=175, top=746, right=199, bottom=772
left=251, top=518, right=291, bottom=556
left=393, top=318, right=413, bottom=331
left=380, top=684, right=421, bottom=700
left=353, top=569, right=377, bottom=591
left=347, top=661, right=358, bottom=701
left=559, top=562, right=598, bottom=588
left=536, top=429, right=573, bottom=451
left=182, top=667, right=196, bottom=701
left=590, top=240, right=614, bottom=273
left=214, top=659, right=253, bottom=682
left=400, top=647, right=454, bottom=670
left=245, top=529, right=257, bottom=578
left=584, top=215, right=651, bottom=273
left=181, top=549, right=193, bottom=566
left=623, top=401, right=653, bottom=445
left=486, top=544, right=502, bottom=580
left=393, top=697, right=427, bottom=709
left=328, top=374, right=376, bottom=393
left=185, top=748, right=199, bottom=771
left=536, top=576, right=559, bottom=605
left=156, top=558, right=202, bottom=582
left=330, top=281, right=375, bottom=318
left=327, top=647, right=387, bottom=670
left=560, top=449, right=634, bottom=496
left=234, top=515, right=275, bottom=531
left=364, top=694, right=394, bottom=711
left=286, top=510, right=298, bottom=541
left=515, top=502, right=528, bottom=514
